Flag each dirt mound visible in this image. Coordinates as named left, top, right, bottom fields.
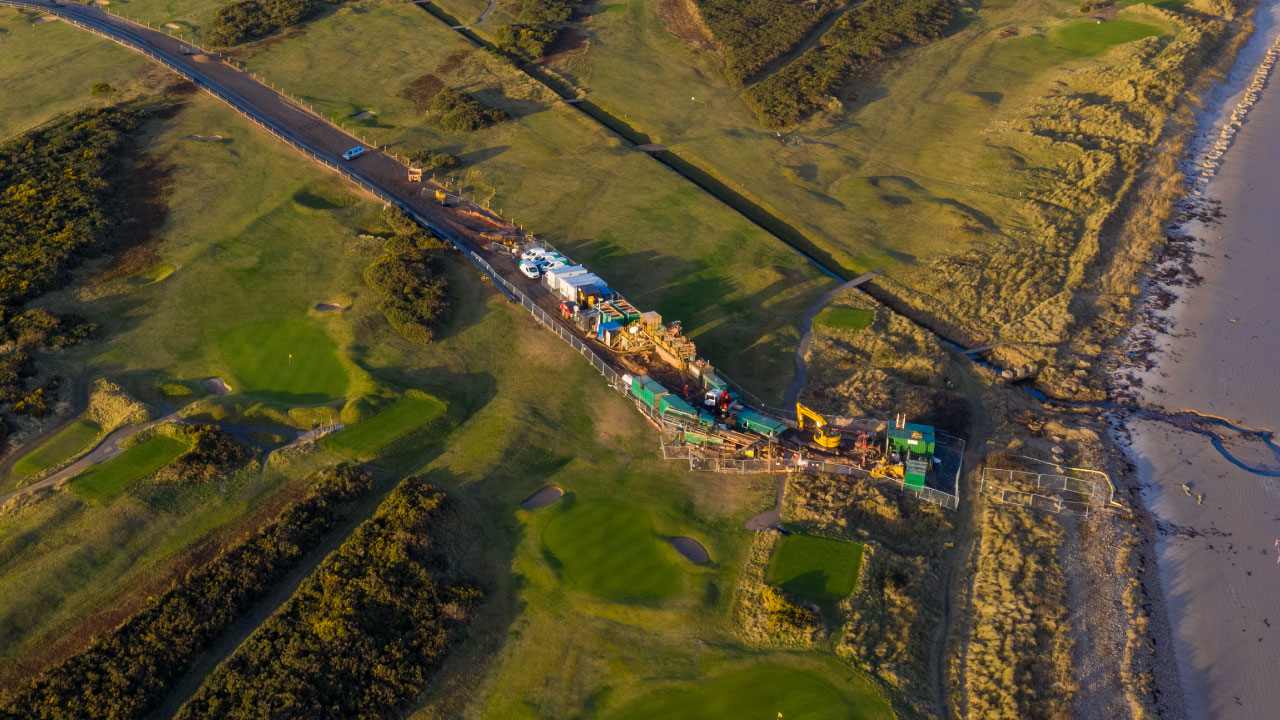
left=202, top=377, right=232, bottom=395
left=670, top=536, right=709, bottom=564
left=520, top=486, right=563, bottom=509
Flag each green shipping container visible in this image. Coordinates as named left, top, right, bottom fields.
left=888, top=422, right=936, bottom=456
left=734, top=409, right=787, bottom=437
left=904, top=457, right=929, bottom=491
left=659, top=393, right=698, bottom=420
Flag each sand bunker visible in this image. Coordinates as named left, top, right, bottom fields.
left=92, top=0, right=109, bottom=5
left=670, top=537, right=709, bottom=564
left=349, top=110, right=376, bottom=120
left=520, top=486, right=563, bottom=510
left=202, top=377, right=232, bottom=395
left=38, top=15, right=59, bottom=22
left=185, top=134, right=223, bottom=142
left=314, top=302, right=342, bottom=311
left=163, top=22, right=181, bottom=29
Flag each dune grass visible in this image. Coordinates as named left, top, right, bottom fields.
left=765, top=534, right=864, bottom=605
left=218, top=320, right=349, bottom=404
left=541, top=499, right=682, bottom=602
left=10, top=419, right=103, bottom=483
left=603, top=663, right=890, bottom=720
left=69, top=435, right=190, bottom=502
left=816, top=307, right=874, bottom=331
left=324, top=393, right=446, bottom=459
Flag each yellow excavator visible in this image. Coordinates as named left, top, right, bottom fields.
left=795, top=403, right=842, bottom=449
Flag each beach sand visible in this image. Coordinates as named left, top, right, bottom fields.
left=1127, top=2, right=1280, bottom=717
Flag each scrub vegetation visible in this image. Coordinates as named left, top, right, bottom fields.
left=175, top=477, right=481, bottom=720
left=691, top=0, right=844, bottom=84
left=0, top=466, right=374, bottom=720
left=744, top=0, right=955, bottom=126
left=363, top=209, right=450, bottom=345
left=207, top=0, right=339, bottom=46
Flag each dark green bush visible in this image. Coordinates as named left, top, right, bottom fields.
left=407, top=149, right=460, bottom=171
left=692, top=0, right=842, bottom=84
left=364, top=210, right=449, bottom=344
left=744, top=0, right=953, bottom=126
left=205, top=0, right=339, bottom=46
left=0, top=465, right=374, bottom=720
left=175, top=477, right=481, bottom=720
left=428, top=87, right=509, bottom=132
left=154, top=425, right=256, bottom=483
left=90, top=82, right=116, bottom=96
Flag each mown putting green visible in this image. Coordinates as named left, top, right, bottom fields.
left=990, top=20, right=1166, bottom=73
left=324, top=393, right=446, bottom=459
left=816, top=307, right=874, bottom=331
left=766, top=534, right=864, bottom=605
left=70, top=435, right=190, bottom=501
left=218, top=320, right=348, bottom=404
left=603, top=665, right=890, bottom=720
left=11, top=419, right=103, bottom=481
left=542, top=500, right=681, bottom=603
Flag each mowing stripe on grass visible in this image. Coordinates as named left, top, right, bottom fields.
left=542, top=500, right=681, bottom=603
left=765, top=534, right=864, bottom=605
left=324, top=394, right=446, bottom=459
left=219, top=320, right=349, bottom=404
left=70, top=435, right=190, bottom=501
left=11, top=419, right=102, bottom=481
left=604, top=665, right=889, bottom=720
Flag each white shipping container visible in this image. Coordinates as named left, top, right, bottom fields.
left=560, top=273, right=603, bottom=300
left=543, top=265, right=587, bottom=291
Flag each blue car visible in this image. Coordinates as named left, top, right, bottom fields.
left=342, top=146, right=366, bottom=160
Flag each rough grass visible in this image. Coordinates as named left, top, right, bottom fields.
left=202, top=0, right=834, bottom=401
left=0, top=8, right=150, bottom=139
left=602, top=663, right=890, bottom=720
left=10, top=419, right=103, bottom=482
left=815, top=307, right=873, bottom=331
left=218, top=320, right=349, bottom=404
left=541, top=499, right=682, bottom=603
left=323, top=393, right=446, bottom=459
left=69, top=435, right=190, bottom=501
left=765, top=533, right=864, bottom=605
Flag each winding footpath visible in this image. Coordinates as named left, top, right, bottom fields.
left=783, top=270, right=879, bottom=408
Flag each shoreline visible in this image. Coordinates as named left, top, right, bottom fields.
left=1119, top=1, right=1280, bottom=716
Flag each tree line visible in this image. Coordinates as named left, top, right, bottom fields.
left=364, top=208, right=450, bottom=344
left=744, top=0, right=953, bottom=127
left=0, top=106, right=147, bottom=442
left=206, top=0, right=341, bottom=46
left=0, top=465, right=375, bottom=720
left=176, top=477, right=481, bottom=720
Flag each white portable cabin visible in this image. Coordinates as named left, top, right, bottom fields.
left=543, top=265, right=588, bottom=292
left=560, top=273, right=604, bottom=301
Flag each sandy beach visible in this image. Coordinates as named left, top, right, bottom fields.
left=1126, top=2, right=1280, bottom=717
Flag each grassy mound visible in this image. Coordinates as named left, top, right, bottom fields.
left=603, top=664, right=888, bottom=720
left=765, top=534, right=864, bottom=605
left=324, top=393, right=446, bottom=459
left=11, top=419, right=102, bottom=482
left=816, top=307, right=874, bottom=331
left=218, top=320, right=348, bottom=404
left=69, top=435, right=190, bottom=501
left=542, top=500, right=681, bottom=603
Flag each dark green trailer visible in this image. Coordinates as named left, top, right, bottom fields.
left=888, top=422, right=936, bottom=456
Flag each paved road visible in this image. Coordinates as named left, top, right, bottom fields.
left=2, top=0, right=504, bottom=247
left=0, top=411, right=178, bottom=507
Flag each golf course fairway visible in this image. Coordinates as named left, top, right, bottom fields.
left=218, top=320, right=348, bottom=403
left=542, top=500, right=681, bottom=603
left=602, top=665, right=891, bottom=720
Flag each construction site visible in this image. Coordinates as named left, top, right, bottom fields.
left=401, top=170, right=965, bottom=509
